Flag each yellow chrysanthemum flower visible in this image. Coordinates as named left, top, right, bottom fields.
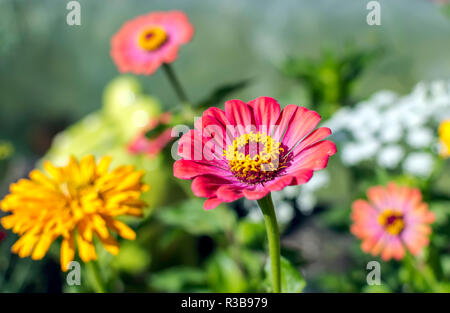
left=439, top=120, right=450, bottom=158
left=0, top=155, right=148, bottom=271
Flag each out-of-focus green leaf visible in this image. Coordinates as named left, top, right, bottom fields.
left=156, top=199, right=236, bottom=235
left=197, top=79, right=251, bottom=109
left=442, top=4, right=450, bottom=19
left=111, top=241, right=151, bottom=275
left=281, top=46, right=382, bottom=119
left=264, top=256, right=306, bottom=293
left=236, top=219, right=266, bottom=248
left=206, top=250, right=247, bottom=293
left=238, top=249, right=265, bottom=291
left=362, top=284, right=391, bottom=293
left=429, top=202, right=450, bottom=227
left=150, top=267, right=206, bottom=292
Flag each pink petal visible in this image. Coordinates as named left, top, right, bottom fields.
left=289, top=169, right=313, bottom=185
left=201, top=107, right=231, bottom=129
left=191, top=175, right=233, bottom=198
left=216, top=185, right=244, bottom=202
left=367, top=186, right=388, bottom=211
left=291, top=127, right=332, bottom=156
left=173, top=160, right=233, bottom=180
left=287, top=140, right=337, bottom=173
left=391, top=237, right=405, bottom=260
left=381, top=236, right=400, bottom=261
left=196, top=115, right=229, bottom=151
left=273, top=105, right=298, bottom=142
left=224, top=100, right=253, bottom=137
left=243, top=189, right=269, bottom=200
left=282, top=107, right=321, bottom=150
left=204, top=198, right=223, bottom=210
left=177, top=129, right=227, bottom=165
left=247, top=97, right=281, bottom=135
left=265, top=175, right=294, bottom=191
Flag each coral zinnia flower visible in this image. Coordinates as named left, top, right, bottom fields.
left=351, top=183, right=435, bottom=261
left=173, top=97, right=337, bottom=210
left=128, top=112, right=173, bottom=157
left=111, top=11, right=194, bottom=75
left=439, top=120, right=450, bottom=158
left=0, top=155, right=148, bottom=271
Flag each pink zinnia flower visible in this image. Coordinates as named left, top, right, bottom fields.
left=173, top=97, right=337, bottom=210
left=128, top=113, right=173, bottom=157
left=111, top=11, right=194, bottom=75
left=351, top=183, right=435, bottom=261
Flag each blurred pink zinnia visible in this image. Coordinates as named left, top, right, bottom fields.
left=111, top=11, right=194, bottom=75
left=351, top=183, right=435, bottom=261
left=128, top=113, right=173, bottom=157
left=174, top=97, right=337, bottom=210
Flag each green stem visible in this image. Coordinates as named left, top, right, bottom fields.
left=257, top=193, right=281, bottom=293
left=162, top=63, right=190, bottom=107
left=87, top=260, right=106, bottom=293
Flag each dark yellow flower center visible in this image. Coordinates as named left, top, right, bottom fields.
left=224, top=132, right=289, bottom=184
left=138, top=26, right=168, bottom=51
left=378, top=209, right=404, bottom=235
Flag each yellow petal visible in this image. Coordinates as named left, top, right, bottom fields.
left=79, top=155, right=95, bottom=183
left=96, top=156, right=112, bottom=176
left=77, top=234, right=97, bottom=262
left=14, top=235, right=38, bottom=258
left=29, top=170, right=56, bottom=190
left=98, top=233, right=120, bottom=256
left=31, top=234, right=55, bottom=260
left=66, top=156, right=81, bottom=183
left=77, top=218, right=93, bottom=242
left=105, top=218, right=136, bottom=240
left=115, top=171, right=145, bottom=191
left=61, top=234, right=75, bottom=272
left=44, top=161, right=64, bottom=182
left=92, top=214, right=109, bottom=239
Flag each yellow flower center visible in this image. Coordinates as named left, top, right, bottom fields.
left=378, top=209, right=404, bottom=235
left=223, top=132, right=288, bottom=184
left=439, top=120, right=450, bottom=158
left=138, top=26, right=168, bottom=51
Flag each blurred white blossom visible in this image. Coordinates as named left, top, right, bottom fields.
left=326, top=80, right=450, bottom=175
left=377, top=145, right=404, bottom=169
left=403, top=152, right=434, bottom=178
left=406, top=127, right=433, bottom=148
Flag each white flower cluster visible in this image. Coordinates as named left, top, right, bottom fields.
left=327, top=80, right=450, bottom=178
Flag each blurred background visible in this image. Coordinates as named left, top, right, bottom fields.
left=0, top=0, right=449, bottom=292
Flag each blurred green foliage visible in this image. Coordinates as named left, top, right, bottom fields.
left=281, top=46, right=382, bottom=119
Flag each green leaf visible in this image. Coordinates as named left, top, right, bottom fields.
left=206, top=250, right=248, bottom=293
left=150, top=267, right=206, bottom=292
left=362, top=284, right=392, bottom=293
left=264, top=256, right=306, bottom=293
left=111, top=241, right=151, bottom=274
left=236, top=219, right=266, bottom=248
left=155, top=199, right=236, bottom=235
left=197, top=79, right=251, bottom=109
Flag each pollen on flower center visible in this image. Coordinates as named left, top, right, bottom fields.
left=138, top=26, right=168, bottom=51
left=378, top=209, right=404, bottom=235
left=224, top=132, right=289, bottom=184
